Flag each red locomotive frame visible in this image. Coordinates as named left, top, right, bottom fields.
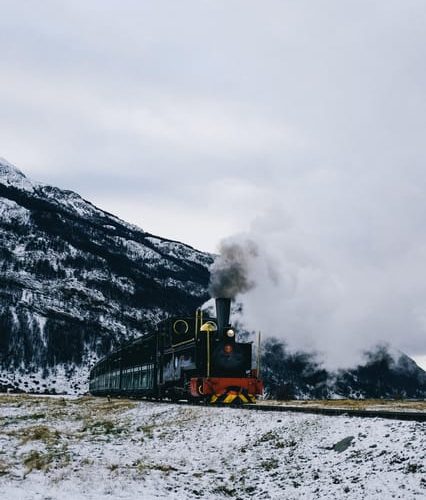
left=190, top=369, right=263, bottom=404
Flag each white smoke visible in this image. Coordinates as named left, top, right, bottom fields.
left=213, top=207, right=426, bottom=370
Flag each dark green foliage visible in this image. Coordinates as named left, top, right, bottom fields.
left=261, top=339, right=426, bottom=399
left=0, top=313, right=13, bottom=357
left=261, top=337, right=329, bottom=399
left=335, top=345, right=426, bottom=399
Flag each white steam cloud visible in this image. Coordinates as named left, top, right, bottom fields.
left=213, top=208, right=426, bottom=370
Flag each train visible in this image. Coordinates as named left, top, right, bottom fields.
left=89, top=297, right=263, bottom=404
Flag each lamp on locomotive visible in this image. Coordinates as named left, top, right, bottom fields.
left=225, top=328, right=235, bottom=340
left=200, top=321, right=217, bottom=334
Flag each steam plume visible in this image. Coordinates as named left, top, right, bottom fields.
left=210, top=210, right=426, bottom=370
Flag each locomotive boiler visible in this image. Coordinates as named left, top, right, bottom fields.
left=89, top=298, right=263, bottom=404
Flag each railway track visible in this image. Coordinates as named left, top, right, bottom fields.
left=171, top=399, right=426, bottom=422
left=238, top=403, right=426, bottom=422
left=106, top=396, right=426, bottom=422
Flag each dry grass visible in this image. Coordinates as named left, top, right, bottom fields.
left=133, top=459, right=178, bottom=473
left=5, top=424, right=61, bottom=445
left=0, top=394, right=141, bottom=478
left=3, top=393, right=424, bottom=412
left=80, top=418, right=124, bottom=435
left=261, top=399, right=426, bottom=411
left=20, top=425, right=60, bottom=444
left=260, top=457, right=279, bottom=471
left=0, top=395, right=138, bottom=428
left=22, top=444, right=71, bottom=476
left=0, top=394, right=34, bottom=405
left=309, top=399, right=426, bottom=410
left=136, top=423, right=156, bottom=438
left=0, top=459, right=9, bottom=476
left=22, top=450, right=51, bottom=473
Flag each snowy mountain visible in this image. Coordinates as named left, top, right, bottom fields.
left=260, top=338, right=426, bottom=399
left=0, top=158, right=213, bottom=394
left=333, top=346, right=426, bottom=399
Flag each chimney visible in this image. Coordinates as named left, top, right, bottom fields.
left=215, top=297, right=231, bottom=336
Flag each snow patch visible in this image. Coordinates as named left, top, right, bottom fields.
left=0, top=397, right=424, bottom=499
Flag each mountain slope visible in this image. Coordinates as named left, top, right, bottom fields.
left=0, top=158, right=213, bottom=393
left=260, top=338, right=426, bottom=399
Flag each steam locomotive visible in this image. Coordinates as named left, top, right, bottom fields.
left=89, top=298, right=263, bottom=404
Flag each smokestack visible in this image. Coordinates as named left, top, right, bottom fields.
left=216, top=297, right=231, bottom=336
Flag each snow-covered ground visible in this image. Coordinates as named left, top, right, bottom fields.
left=0, top=395, right=424, bottom=499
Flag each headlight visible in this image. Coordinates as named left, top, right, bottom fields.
left=226, top=329, right=235, bottom=338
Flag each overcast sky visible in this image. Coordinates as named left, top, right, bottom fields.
left=1, top=1, right=425, bottom=367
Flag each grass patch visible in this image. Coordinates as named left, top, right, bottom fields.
left=13, top=412, right=46, bottom=421
left=22, top=445, right=71, bottom=475
left=261, top=399, right=426, bottom=411
left=20, top=425, right=60, bottom=444
left=1, top=413, right=46, bottom=428
left=212, top=485, right=237, bottom=497
left=260, top=458, right=279, bottom=471
left=136, top=423, right=156, bottom=438
left=133, top=459, right=178, bottom=473
left=80, top=418, right=125, bottom=435
left=73, top=396, right=136, bottom=413
left=258, top=430, right=279, bottom=443
left=0, top=394, right=33, bottom=405
left=22, top=450, right=52, bottom=473
left=0, top=459, right=9, bottom=476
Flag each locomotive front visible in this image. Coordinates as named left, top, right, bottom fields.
left=190, top=297, right=263, bottom=404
